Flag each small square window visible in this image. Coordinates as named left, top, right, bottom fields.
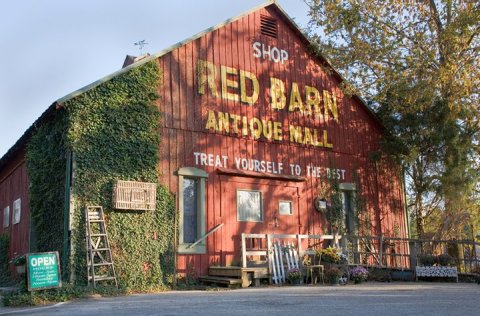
left=3, top=206, right=9, bottom=228
left=13, top=199, right=21, bottom=225
left=237, top=190, right=263, bottom=222
left=279, top=201, right=292, bottom=215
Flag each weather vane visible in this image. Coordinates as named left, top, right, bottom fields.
left=134, top=40, right=148, bottom=55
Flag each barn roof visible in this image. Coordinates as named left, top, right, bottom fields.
left=0, top=0, right=382, bottom=169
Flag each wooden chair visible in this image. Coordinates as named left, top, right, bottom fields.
left=302, top=250, right=324, bottom=285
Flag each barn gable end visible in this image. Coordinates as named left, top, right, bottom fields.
left=0, top=1, right=407, bottom=285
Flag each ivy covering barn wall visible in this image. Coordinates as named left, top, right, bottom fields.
left=27, top=60, right=176, bottom=290
left=26, top=111, right=68, bottom=254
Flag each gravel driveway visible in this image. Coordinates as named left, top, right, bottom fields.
left=1, top=282, right=479, bottom=316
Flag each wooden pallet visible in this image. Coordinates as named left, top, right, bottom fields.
left=200, top=266, right=269, bottom=288
left=198, top=276, right=243, bottom=288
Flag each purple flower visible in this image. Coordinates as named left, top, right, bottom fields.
left=350, top=266, right=369, bottom=282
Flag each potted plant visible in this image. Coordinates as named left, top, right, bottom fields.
left=318, top=247, right=341, bottom=264
left=350, top=266, right=369, bottom=284
left=325, top=266, right=343, bottom=285
left=287, top=267, right=302, bottom=285
left=10, top=254, right=26, bottom=274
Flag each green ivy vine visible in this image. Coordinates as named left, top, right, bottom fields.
left=26, top=60, right=176, bottom=291
left=26, top=110, right=68, bottom=254
left=326, top=175, right=344, bottom=234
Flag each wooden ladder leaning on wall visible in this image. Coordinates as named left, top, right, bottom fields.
left=85, top=206, right=118, bottom=288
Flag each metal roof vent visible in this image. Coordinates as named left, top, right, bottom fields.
left=260, top=15, right=277, bottom=39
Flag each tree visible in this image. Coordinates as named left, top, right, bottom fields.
left=306, top=0, right=480, bottom=239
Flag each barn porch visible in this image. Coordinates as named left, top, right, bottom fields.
left=198, top=233, right=479, bottom=287
left=199, top=233, right=342, bottom=287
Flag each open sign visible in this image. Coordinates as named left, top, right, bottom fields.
left=27, top=252, right=61, bottom=291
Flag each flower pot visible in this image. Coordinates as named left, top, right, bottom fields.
left=290, top=279, right=302, bottom=285
left=329, top=277, right=340, bottom=285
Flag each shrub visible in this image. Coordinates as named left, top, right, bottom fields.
left=367, top=268, right=392, bottom=282
left=2, top=284, right=125, bottom=307
left=418, top=254, right=435, bottom=266
left=436, top=254, right=454, bottom=266
left=10, top=254, right=26, bottom=266
left=0, top=234, right=12, bottom=286
left=418, top=254, right=455, bottom=267
left=325, top=267, right=343, bottom=283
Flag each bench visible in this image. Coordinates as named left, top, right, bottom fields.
left=415, top=266, right=458, bottom=282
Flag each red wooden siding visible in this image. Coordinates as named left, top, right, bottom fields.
left=0, top=149, right=30, bottom=265
left=157, top=6, right=406, bottom=277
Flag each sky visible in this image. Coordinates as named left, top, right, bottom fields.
left=0, top=0, right=310, bottom=158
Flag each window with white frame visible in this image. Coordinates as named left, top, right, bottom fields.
left=12, top=198, right=21, bottom=225
left=177, top=167, right=208, bottom=254
left=3, top=206, right=9, bottom=228
left=237, top=190, right=263, bottom=222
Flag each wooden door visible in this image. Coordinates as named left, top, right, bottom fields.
left=217, top=176, right=303, bottom=265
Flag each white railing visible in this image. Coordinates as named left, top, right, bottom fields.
left=241, top=233, right=480, bottom=273
left=241, top=233, right=341, bottom=269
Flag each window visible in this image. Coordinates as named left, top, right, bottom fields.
left=13, top=198, right=21, bottom=225
left=178, top=167, right=207, bottom=254
left=279, top=201, right=292, bottom=215
left=183, top=178, right=198, bottom=243
left=342, top=191, right=355, bottom=234
left=3, top=206, right=9, bottom=228
left=237, top=190, right=263, bottom=222
left=339, top=183, right=356, bottom=235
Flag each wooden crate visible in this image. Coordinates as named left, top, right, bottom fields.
left=112, top=180, right=156, bottom=211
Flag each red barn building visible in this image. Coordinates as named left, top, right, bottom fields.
left=0, top=1, right=408, bottom=282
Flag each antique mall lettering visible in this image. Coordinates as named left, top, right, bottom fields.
left=196, top=56, right=339, bottom=148
left=204, top=110, right=333, bottom=148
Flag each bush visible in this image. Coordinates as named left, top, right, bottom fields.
left=418, top=254, right=436, bottom=266
left=2, top=284, right=125, bottom=307
left=367, top=268, right=392, bottom=282
left=0, top=234, right=12, bottom=286
left=418, top=254, right=455, bottom=267
left=325, top=267, right=343, bottom=283
left=10, top=255, right=26, bottom=266
left=436, top=254, right=454, bottom=266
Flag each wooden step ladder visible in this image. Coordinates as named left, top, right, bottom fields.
left=85, top=206, right=118, bottom=288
